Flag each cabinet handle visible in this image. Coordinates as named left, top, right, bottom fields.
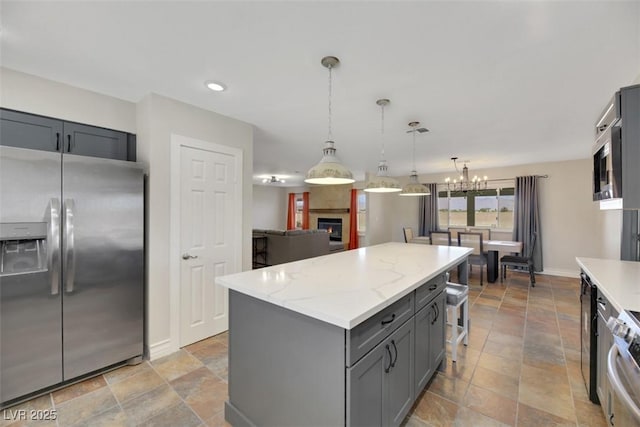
left=67, top=134, right=72, bottom=152
left=431, top=303, right=439, bottom=325
left=55, top=132, right=60, bottom=151
left=429, top=284, right=437, bottom=291
left=384, top=344, right=392, bottom=373
left=381, top=313, right=395, bottom=326
left=390, top=340, right=398, bottom=368
left=610, top=413, right=614, bottom=426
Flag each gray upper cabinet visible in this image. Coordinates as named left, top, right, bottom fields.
left=0, top=109, right=135, bottom=161
left=621, top=84, right=640, bottom=209
left=64, top=122, right=132, bottom=161
left=0, top=109, right=62, bottom=153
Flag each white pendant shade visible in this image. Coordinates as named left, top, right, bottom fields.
left=399, top=171, right=430, bottom=196
left=364, top=160, right=401, bottom=192
left=305, top=140, right=355, bottom=184
left=306, top=56, right=353, bottom=185
left=365, top=98, right=401, bottom=193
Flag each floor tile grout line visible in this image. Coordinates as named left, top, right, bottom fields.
left=146, top=350, right=210, bottom=427
left=52, top=380, right=123, bottom=427
left=550, top=280, right=580, bottom=427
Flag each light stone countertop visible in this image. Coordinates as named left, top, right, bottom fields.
left=576, top=257, right=640, bottom=313
left=216, top=242, right=472, bottom=329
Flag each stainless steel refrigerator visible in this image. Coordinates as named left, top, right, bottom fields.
left=0, top=144, right=144, bottom=404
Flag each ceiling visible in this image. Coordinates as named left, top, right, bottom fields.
left=2, top=1, right=639, bottom=187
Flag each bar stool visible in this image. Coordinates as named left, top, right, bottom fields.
left=445, top=281, right=469, bottom=362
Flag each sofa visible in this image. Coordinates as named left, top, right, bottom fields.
left=253, top=229, right=331, bottom=266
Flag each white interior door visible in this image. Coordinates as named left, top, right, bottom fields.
left=179, top=144, right=236, bottom=346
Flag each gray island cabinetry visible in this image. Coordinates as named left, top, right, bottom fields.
left=216, top=242, right=471, bottom=427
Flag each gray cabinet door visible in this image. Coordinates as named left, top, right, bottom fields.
left=347, top=339, right=387, bottom=427
left=414, top=304, right=433, bottom=398
left=429, top=292, right=446, bottom=370
left=386, top=319, right=414, bottom=427
left=63, top=122, right=129, bottom=161
left=0, top=109, right=62, bottom=152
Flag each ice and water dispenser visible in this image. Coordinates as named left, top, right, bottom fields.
left=0, top=223, right=48, bottom=276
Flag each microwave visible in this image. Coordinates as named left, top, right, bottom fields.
left=593, top=94, right=622, bottom=201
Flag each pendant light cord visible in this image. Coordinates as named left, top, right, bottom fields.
left=380, top=103, right=385, bottom=160
left=412, top=127, right=417, bottom=171
left=327, top=65, right=333, bottom=141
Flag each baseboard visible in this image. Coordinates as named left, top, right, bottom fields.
left=149, top=339, right=177, bottom=360
left=539, top=268, right=579, bottom=278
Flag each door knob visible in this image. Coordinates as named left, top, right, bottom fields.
left=182, top=253, right=198, bottom=260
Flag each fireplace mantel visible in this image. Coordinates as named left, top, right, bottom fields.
left=308, top=208, right=350, bottom=214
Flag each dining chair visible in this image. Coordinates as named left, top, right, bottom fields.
left=448, top=227, right=467, bottom=242
left=500, top=232, right=537, bottom=287
left=458, top=232, right=488, bottom=286
left=469, top=227, right=490, bottom=242
left=403, top=227, right=414, bottom=243
left=430, top=231, right=452, bottom=246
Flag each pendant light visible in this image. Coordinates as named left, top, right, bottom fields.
left=364, top=99, right=401, bottom=193
left=305, top=56, right=355, bottom=185
left=399, top=121, right=430, bottom=196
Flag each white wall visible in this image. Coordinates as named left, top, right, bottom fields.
left=253, top=185, right=287, bottom=229
left=136, top=94, right=253, bottom=358
left=0, top=67, right=136, bottom=132
left=1, top=69, right=254, bottom=359
left=365, top=159, right=603, bottom=277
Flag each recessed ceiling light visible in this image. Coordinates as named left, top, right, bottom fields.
left=205, top=80, right=226, bottom=92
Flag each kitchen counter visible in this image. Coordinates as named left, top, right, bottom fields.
left=575, top=257, right=640, bottom=312
left=217, top=242, right=472, bottom=427
left=217, top=241, right=472, bottom=329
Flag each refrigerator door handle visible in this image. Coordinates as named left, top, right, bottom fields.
left=48, top=198, right=61, bottom=295
left=64, top=198, right=76, bottom=293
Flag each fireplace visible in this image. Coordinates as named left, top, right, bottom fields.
left=318, top=218, right=342, bottom=242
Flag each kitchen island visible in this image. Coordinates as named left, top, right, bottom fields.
left=216, top=242, right=472, bottom=427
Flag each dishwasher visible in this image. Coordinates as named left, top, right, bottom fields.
left=581, top=272, right=599, bottom=404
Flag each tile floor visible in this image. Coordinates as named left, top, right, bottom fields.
left=1, top=270, right=607, bottom=427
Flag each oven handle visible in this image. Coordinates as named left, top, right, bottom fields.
left=608, top=344, right=640, bottom=422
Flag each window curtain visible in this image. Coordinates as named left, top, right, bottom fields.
left=286, top=193, right=296, bottom=230
left=513, top=176, right=543, bottom=271
left=348, top=189, right=359, bottom=250
left=302, top=192, right=310, bottom=230
left=419, top=183, right=439, bottom=236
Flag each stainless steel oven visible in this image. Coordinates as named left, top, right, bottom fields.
left=607, top=310, right=640, bottom=426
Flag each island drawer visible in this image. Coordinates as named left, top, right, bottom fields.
left=415, top=274, right=446, bottom=311
left=346, top=293, right=414, bottom=367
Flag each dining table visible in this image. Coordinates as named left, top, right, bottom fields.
left=411, top=236, right=523, bottom=283
left=483, top=240, right=523, bottom=283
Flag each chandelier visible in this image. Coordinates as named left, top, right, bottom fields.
left=262, top=175, right=286, bottom=184
left=445, top=157, right=488, bottom=192
left=305, top=56, right=355, bottom=185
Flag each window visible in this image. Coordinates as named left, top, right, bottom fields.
left=357, top=190, right=367, bottom=232
left=437, top=186, right=514, bottom=230
left=294, top=195, right=304, bottom=229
